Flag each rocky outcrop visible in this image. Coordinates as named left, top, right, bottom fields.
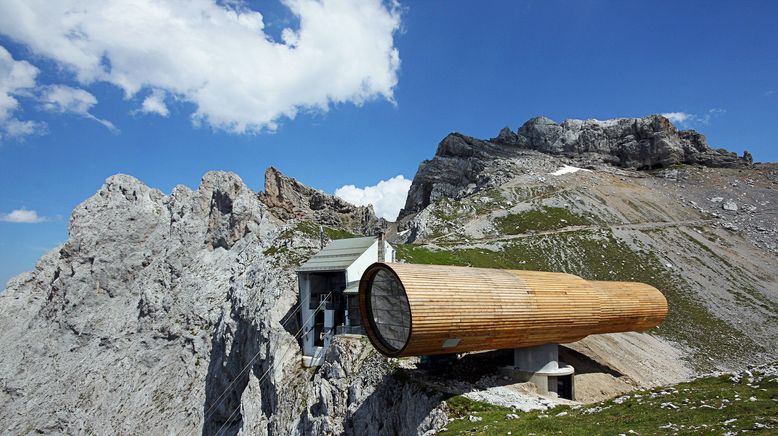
left=261, top=167, right=388, bottom=234
left=2, top=135, right=772, bottom=435
left=0, top=169, right=427, bottom=435
left=298, top=337, right=447, bottom=436
left=506, top=115, right=751, bottom=169
left=399, top=115, right=752, bottom=218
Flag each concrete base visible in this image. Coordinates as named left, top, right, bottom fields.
left=511, top=344, right=576, bottom=400
left=302, top=355, right=325, bottom=367
left=302, top=345, right=327, bottom=367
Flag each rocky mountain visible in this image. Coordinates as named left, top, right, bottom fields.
left=399, top=114, right=752, bottom=218
left=502, top=115, right=751, bottom=168
left=1, top=115, right=776, bottom=435
left=0, top=169, right=437, bottom=435
left=260, top=167, right=387, bottom=235
left=395, top=115, right=777, bottom=376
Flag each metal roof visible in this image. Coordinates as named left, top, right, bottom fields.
left=343, top=281, right=360, bottom=294
left=297, top=237, right=376, bottom=272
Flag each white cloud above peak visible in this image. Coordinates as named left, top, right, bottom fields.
left=39, top=85, right=118, bottom=133
left=661, top=112, right=691, bottom=124
left=0, top=46, right=44, bottom=140
left=336, top=175, right=411, bottom=221
left=0, top=208, right=52, bottom=223
left=0, top=0, right=402, bottom=134
left=140, top=90, right=170, bottom=117
left=662, top=109, right=725, bottom=128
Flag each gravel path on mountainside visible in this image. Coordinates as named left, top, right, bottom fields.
left=437, top=219, right=716, bottom=245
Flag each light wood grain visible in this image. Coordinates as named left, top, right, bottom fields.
left=359, top=263, right=668, bottom=357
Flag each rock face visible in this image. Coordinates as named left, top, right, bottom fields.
left=399, top=115, right=752, bottom=218
left=0, top=168, right=433, bottom=435
left=506, top=115, right=750, bottom=169
left=1, top=129, right=774, bottom=435
left=393, top=137, right=778, bottom=372
left=298, top=337, right=447, bottom=435
left=261, top=167, right=387, bottom=235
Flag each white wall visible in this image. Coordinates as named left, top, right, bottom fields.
left=346, top=240, right=395, bottom=283
left=384, top=241, right=395, bottom=263
left=346, top=240, right=378, bottom=283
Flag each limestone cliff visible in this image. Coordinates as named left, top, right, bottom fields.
left=0, top=168, right=433, bottom=435
left=399, top=114, right=752, bottom=219
left=260, top=167, right=387, bottom=235
left=1, top=126, right=775, bottom=435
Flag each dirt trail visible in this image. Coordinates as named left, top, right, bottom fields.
left=436, top=219, right=716, bottom=245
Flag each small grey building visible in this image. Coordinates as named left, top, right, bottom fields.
left=298, top=236, right=395, bottom=367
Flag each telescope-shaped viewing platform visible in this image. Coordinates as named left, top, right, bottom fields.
left=358, top=263, right=668, bottom=399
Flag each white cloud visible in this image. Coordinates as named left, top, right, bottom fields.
left=336, top=175, right=411, bottom=221
left=662, top=108, right=726, bottom=128
left=0, top=0, right=402, bottom=133
left=40, top=85, right=96, bottom=114
left=661, top=112, right=691, bottom=124
left=140, top=89, right=169, bottom=117
left=3, top=119, right=43, bottom=137
left=0, top=45, right=45, bottom=140
left=0, top=208, right=51, bottom=223
left=39, top=85, right=118, bottom=133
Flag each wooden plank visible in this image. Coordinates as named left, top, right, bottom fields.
left=359, top=263, right=668, bottom=357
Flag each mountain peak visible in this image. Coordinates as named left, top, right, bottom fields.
left=495, top=114, right=750, bottom=169
left=260, top=166, right=387, bottom=233
left=399, top=115, right=753, bottom=219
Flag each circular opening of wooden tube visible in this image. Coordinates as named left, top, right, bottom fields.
left=362, top=265, right=411, bottom=355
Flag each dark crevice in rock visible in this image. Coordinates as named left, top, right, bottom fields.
left=202, top=309, right=261, bottom=436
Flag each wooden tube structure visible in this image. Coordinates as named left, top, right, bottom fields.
left=358, top=263, right=668, bottom=357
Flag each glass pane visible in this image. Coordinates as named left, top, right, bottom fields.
left=368, top=268, right=411, bottom=352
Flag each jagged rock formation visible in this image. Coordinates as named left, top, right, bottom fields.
left=399, top=115, right=752, bottom=218
left=1, top=124, right=775, bottom=435
left=502, top=115, right=751, bottom=169
left=0, top=168, right=428, bottom=435
left=261, top=167, right=387, bottom=235
left=394, top=127, right=778, bottom=374
left=298, top=337, right=447, bottom=435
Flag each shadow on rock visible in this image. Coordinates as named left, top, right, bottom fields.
left=201, top=309, right=265, bottom=436
left=344, top=371, right=447, bottom=436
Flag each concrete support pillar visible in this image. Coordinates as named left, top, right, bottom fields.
left=512, top=344, right=575, bottom=400
left=514, top=343, right=560, bottom=372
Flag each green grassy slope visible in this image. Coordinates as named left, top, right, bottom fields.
left=441, top=370, right=778, bottom=435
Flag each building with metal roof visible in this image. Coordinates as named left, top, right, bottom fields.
left=298, top=234, right=394, bottom=367
left=298, top=236, right=378, bottom=273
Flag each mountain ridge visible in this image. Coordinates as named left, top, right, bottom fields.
left=399, top=114, right=754, bottom=219
left=0, top=120, right=776, bottom=435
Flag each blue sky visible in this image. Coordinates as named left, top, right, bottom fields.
left=1, top=0, right=777, bottom=286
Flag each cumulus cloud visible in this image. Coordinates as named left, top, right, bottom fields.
left=662, top=108, right=726, bottom=128
left=140, top=90, right=169, bottom=117
left=661, top=112, right=691, bottom=124
left=0, top=0, right=402, bottom=133
left=39, top=85, right=118, bottom=133
left=0, top=208, right=53, bottom=223
left=0, top=45, right=45, bottom=140
left=335, top=175, right=411, bottom=221
left=3, top=119, right=42, bottom=138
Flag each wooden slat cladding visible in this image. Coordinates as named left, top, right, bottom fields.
left=359, top=263, right=668, bottom=357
